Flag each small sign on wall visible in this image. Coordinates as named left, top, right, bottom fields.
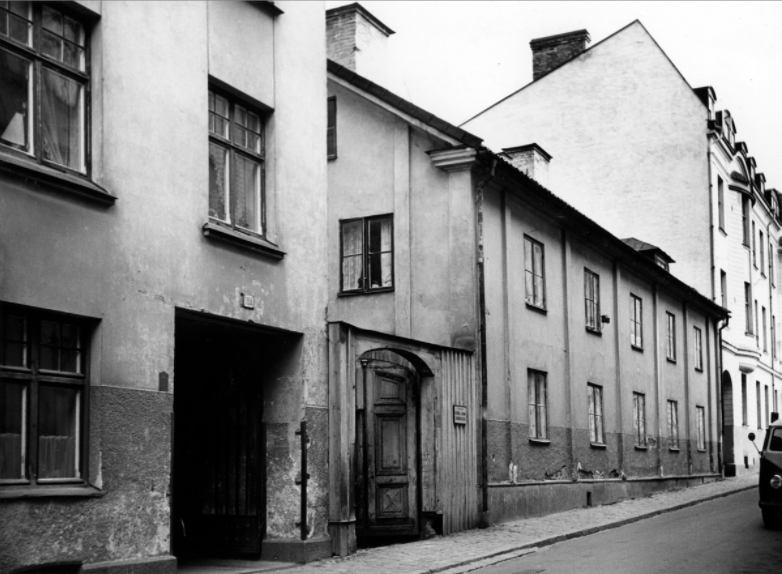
left=453, top=405, right=467, bottom=426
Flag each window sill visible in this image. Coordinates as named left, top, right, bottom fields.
left=203, top=221, right=285, bottom=260
left=525, top=302, right=548, bottom=315
left=590, top=442, right=607, bottom=449
left=0, top=484, right=104, bottom=499
left=695, top=367, right=704, bottom=373
left=634, top=445, right=649, bottom=451
left=666, top=357, right=677, bottom=364
left=0, top=151, right=116, bottom=206
left=697, top=448, right=707, bottom=453
left=585, top=327, right=602, bottom=337
left=719, top=227, right=727, bottom=237
left=631, top=344, right=644, bottom=353
left=338, top=287, right=394, bottom=297
left=529, top=437, right=551, bottom=445
left=669, top=447, right=681, bottom=453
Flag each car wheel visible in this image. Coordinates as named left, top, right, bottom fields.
left=762, top=508, right=780, bottom=529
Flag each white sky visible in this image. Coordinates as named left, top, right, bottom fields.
left=325, top=1, right=782, bottom=188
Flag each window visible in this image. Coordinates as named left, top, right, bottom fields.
left=720, top=270, right=727, bottom=309
left=528, top=370, right=547, bottom=440
left=0, top=304, right=90, bottom=488
left=654, top=254, right=669, bottom=272
left=696, top=406, right=706, bottom=450
left=633, top=392, right=646, bottom=447
left=630, top=295, right=642, bottom=349
left=756, top=381, right=762, bottom=429
left=760, top=231, right=766, bottom=275
left=742, top=197, right=750, bottom=246
left=694, top=326, right=703, bottom=371
left=744, top=283, right=752, bottom=334
left=763, top=307, right=768, bottom=352
left=765, top=385, right=769, bottom=428
left=524, top=236, right=546, bottom=309
left=717, top=176, right=725, bottom=231
left=667, top=400, right=679, bottom=449
left=755, top=301, right=759, bottom=346
left=587, top=383, right=604, bottom=444
left=770, top=241, right=775, bottom=286
left=741, top=374, right=748, bottom=426
left=773, top=315, right=777, bottom=360
left=327, top=96, right=337, bottom=160
left=752, top=221, right=757, bottom=267
left=340, top=215, right=393, bottom=293
left=209, top=88, right=266, bottom=236
left=0, top=2, right=88, bottom=173
left=666, top=312, right=676, bottom=361
left=584, top=269, right=600, bottom=332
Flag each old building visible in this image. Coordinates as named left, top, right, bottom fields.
left=463, top=20, right=780, bottom=477
left=0, top=1, right=329, bottom=571
left=325, top=4, right=727, bottom=554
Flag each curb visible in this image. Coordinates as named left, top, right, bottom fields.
left=428, top=483, right=757, bottom=574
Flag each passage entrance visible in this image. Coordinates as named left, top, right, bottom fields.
left=357, top=352, right=420, bottom=538
left=173, top=317, right=265, bottom=558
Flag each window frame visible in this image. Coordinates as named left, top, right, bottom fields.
left=696, top=406, right=706, bottom=451
left=630, top=294, right=643, bottom=350
left=524, top=235, right=546, bottom=311
left=528, top=369, right=548, bottom=441
left=208, top=85, right=267, bottom=238
left=720, top=270, right=727, bottom=309
left=757, top=380, right=762, bottom=430
left=744, top=282, right=753, bottom=335
left=327, top=96, right=337, bottom=160
left=667, top=399, right=679, bottom=450
left=752, top=220, right=757, bottom=267
left=633, top=392, right=646, bottom=448
left=666, top=311, right=676, bottom=362
left=0, top=303, right=94, bottom=495
left=741, top=374, right=748, bottom=426
left=339, top=214, right=395, bottom=294
left=584, top=268, right=600, bottom=334
left=717, top=176, right=725, bottom=232
left=0, top=2, right=91, bottom=177
left=694, top=326, right=703, bottom=371
left=763, top=306, right=768, bottom=353
left=587, top=383, right=604, bottom=445
left=742, top=197, right=750, bottom=247
left=760, top=230, right=766, bottom=276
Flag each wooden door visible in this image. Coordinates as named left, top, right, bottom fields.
left=174, top=327, right=263, bottom=557
left=357, top=361, right=419, bottom=536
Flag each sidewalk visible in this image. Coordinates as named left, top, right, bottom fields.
left=180, top=474, right=757, bottom=574
left=282, top=474, right=758, bottom=574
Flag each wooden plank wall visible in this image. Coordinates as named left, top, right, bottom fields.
left=439, top=350, right=479, bottom=534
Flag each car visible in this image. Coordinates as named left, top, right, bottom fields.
left=749, top=412, right=782, bottom=529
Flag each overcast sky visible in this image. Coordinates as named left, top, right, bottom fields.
left=325, top=1, right=782, bottom=188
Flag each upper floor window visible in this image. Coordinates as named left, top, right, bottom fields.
left=760, top=230, right=765, bottom=275
left=630, top=294, right=643, bottom=349
left=717, top=176, right=725, bottom=232
left=741, top=374, right=748, bottom=426
left=770, top=241, right=775, bottom=285
left=209, top=88, right=265, bottom=236
left=763, top=306, right=768, bottom=353
left=696, top=406, right=706, bottom=451
left=524, top=236, right=546, bottom=310
left=528, top=370, right=547, bottom=440
left=720, top=270, right=727, bottom=309
left=0, top=2, right=88, bottom=173
left=633, top=392, right=646, bottom=447
left=587, top=383, right=604, bottom=444
left=694, top=326, right=703, bottom=371
left=340, top=215, right=393, bottom=293
left=744, top=282, right=752, bottom=334
left=584, top=269, right=600, bottom=333
left=666, top=311, right=676, bottom=362
left=667, top=399, right=679, bottom=449
left=654, top=254, right=669, bottom=272
left=327, top=96, right=337, bottom=159
left=742, top=198, right=750, bottom=246
left=0, top=304, right=91, bottom=489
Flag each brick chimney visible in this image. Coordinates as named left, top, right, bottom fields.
left=502, top=144, right=552, bottom=187
left=530, top=29, right=590, bottom=81
left=326, top=3, right=395, bottom=86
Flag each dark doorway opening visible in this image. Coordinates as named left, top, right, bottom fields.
left=172, top=312, right=296, bottom=560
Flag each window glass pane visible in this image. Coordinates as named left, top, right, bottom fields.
left=369, top=219, right=382, bottom=253
left=208, top=143, right=229, bottom=222
left=41, top=68, right=84, bottom=171
left=42, top=4, right=62, bottom=35
left=368, top=252, right=383, bottom=289
left=0, top=47, right=31, bottom=151
left=533, top=243, right=543, bottom=276
left=2, top=314, right=27, bottom=367
left=213, top=94, right=229, bottom=138
left=0, top=381, right=26, bottom=479
left=380, top=218, right=392, bottom=251
left=39, top=345, right=59, bottom=371
left=41, top=28, right=62, bottom=62
left=63, top=15, right=83, bottom=45
left=533, top=275, right=544, bottom=307
left=3, top=2, right=31, bottom=45
left=341, top=221, right=363, bottom=290
left=38, top=386, right=80, bottom=479
left=232, top=155, right=261, bottom=232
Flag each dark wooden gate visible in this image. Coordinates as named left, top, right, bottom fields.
left=357, top=358, right=419, bottom=537
left=174, top=325, right=263, bottom=557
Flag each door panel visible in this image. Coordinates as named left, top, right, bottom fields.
left=358, top=361, right=418, bottom=537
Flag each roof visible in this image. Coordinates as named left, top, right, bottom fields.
left=327, top=59, right=483, bottom=148
left=326, top=2, right=395, bottom=36
left=622, top=237, right=675, bottom=264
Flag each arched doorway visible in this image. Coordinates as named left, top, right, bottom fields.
left=722, top=371, right=736, bottom=477
left=355, top=349, right=426, bottom=539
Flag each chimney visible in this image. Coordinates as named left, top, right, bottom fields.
left=502, top=144, right=552, bottom=187
left=530, top=29, right=590, bottom=81
left=326, top=3, right=395, bottom=86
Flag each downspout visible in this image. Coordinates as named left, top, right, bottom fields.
left=766, top=220, right=775, bottom=423
left=476, top=154, right=497, bottom=518
left=717, top=313, right=729, bottom=474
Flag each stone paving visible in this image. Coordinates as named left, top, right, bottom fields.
left=283, top=474, right=758, bottom=574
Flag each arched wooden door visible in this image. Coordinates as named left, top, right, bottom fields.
left=356, top=355, right=419, bottom=537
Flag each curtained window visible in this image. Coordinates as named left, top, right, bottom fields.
left=340, top=215, right=394, bottom=293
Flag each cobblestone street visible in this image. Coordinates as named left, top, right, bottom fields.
left=279, top=474, right=757, bottom=574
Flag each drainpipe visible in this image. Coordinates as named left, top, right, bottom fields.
left=717, top=313, right=729, bottom=474
left=476, top=155, right=497, bottom=517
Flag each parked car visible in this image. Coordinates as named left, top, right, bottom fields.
left=749, top=412, right=782, bottom=529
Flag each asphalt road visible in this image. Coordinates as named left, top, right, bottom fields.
left=474, top=489, right=781, bottom=574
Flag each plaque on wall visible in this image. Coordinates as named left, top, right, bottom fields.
left=453, top=405, right=467, bottom=425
